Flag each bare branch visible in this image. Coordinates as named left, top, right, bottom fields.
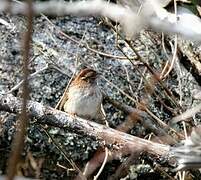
left=0, top=94, right=170, bottom=157
left=6, top=1, right=33, bottom=179
left=1, top=0, right=201, bottom=41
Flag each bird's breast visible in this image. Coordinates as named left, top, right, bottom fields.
left=64, top=85, right=102, bottom=119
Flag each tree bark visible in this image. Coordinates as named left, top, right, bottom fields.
left=0, top=94, right=170, bottom=157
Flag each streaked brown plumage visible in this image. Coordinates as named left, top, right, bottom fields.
left=59, top=68, right=104, bottom=122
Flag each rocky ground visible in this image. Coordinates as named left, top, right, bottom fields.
left=0, top=10, right=201, bottom=179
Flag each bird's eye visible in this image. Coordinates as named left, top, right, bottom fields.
left=81, top=72, right=95, bottom=80
left=81, top=76, right=88, bottom=80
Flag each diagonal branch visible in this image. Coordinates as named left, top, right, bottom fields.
left=0, top=94, right=169, bottom=158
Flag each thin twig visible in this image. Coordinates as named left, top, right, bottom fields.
left=55, top=27, right=87, bottom=110
left=6, top=65, right=49, bottom=94
left=93, top=107, right=109, bottom=179
left=42, top=15, right=136, bottom=61
left=162, top=35, right=178, bottom=78
left=93, top=145, right=109, bottom=180
left=107, top=20, right=180, bottom=109
left=39, top=125, right=86, bottom=180
left=116, top=45, right=173, bottom=129
left=162, top=0, right=178, bottom=78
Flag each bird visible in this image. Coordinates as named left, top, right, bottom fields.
left=58, top=68, right=104, bottom=122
